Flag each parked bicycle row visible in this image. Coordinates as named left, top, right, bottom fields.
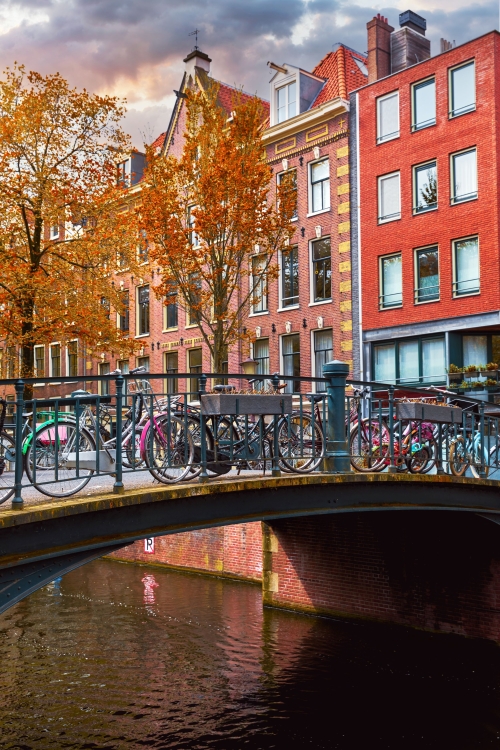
left=1, top=367, right=500, bottom=506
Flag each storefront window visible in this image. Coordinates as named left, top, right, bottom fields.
left=463, top=335, right=487, bottom=367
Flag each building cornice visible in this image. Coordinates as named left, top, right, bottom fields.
left=262, top=97, right=349, bottom=145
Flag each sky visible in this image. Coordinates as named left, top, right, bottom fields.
left=0, top=0, right=497, bottom=148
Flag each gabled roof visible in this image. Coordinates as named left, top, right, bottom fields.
left=312, top=44, right=368, bottom=106
left=150, top=131, right=166, bottom=153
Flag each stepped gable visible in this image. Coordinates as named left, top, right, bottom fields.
left=312, top=45, right=368, bottom=105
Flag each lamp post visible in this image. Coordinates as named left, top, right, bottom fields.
left=240, top=357, right=258, bottom=376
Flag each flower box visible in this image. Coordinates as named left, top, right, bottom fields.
left=447, top=372, right=463, bottom=382
left=201, top=393, right=293, bottom=416
left=396, top=402, right=462, bottom=424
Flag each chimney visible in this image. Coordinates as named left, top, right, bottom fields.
left=367, top=14, right=394, bottom=83
left=391, top=11, right=430, bottom=73
left=183, top=49, right=211, bottom=80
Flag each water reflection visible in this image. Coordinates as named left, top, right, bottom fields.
left=0, top=559, right=500, bottom=748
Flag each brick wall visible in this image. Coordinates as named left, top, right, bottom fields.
left=109, top=521, right=263, bottom=582
left=263, top=512, right=500, bottom=641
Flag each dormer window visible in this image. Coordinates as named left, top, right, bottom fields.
left=277, top=81, right=296, bottom=123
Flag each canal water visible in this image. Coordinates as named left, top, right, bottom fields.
left=1, top=560, right=500, bottom=749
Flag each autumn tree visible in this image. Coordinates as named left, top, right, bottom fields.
left=141, top=83, right=296, bottom=374
left=0, top=64, right=140, bottom=382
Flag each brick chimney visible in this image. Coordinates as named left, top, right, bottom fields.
left=367, top=14, right=394, bottom=83
left=391, top=11, right=430, bottom=73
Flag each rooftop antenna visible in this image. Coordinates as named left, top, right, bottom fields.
left=189, top=29, right=199, bottom=51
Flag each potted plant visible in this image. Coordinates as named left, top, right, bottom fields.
left=464, top=364, right=479, bottom=379
left=447, top=363, right=463, bottom=382
left=201, top=391, right=293, bottom=416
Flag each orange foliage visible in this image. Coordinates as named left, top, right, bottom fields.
left=141, top=83, right=296, bottom=373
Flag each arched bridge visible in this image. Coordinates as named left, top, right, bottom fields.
left=2, top=472, right=500, bottom=614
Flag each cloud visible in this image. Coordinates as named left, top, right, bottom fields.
left=0, top=0, right=496, bottom=147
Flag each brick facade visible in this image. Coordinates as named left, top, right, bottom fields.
left=263, top=513, right=500, bottom=641
left=109, top=521, right=262, bottom=582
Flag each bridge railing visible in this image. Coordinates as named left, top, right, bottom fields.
left=1, top=361, right=500, bottom=508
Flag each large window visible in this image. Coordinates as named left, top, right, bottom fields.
left=310, top=159, right=330, bottom=214
left=281, top=246, right=299, bottom=307
left=253, top=339, right=270, bottom=379
left=118, top=290, right=129, bottom=333
left=412, top=78, right=436, bottom=131
left=450, top=61, right=475, bottom=118
left=164, top=351, right=179, bottom=395
left=277, top=81, right=296, bottom=123
left=50, top=344, right=61, bottom=378
left=453, top=236, right=479, bottom=296
left=314, top=329, right=333, bottom=392
left=137, top=285, right=150, bottom=335
left=311, top=238, right=331, bottom=302
left=34, top=345, right=45, bottom=378
left=188, top=348, right=203, bottom=398
left=378, top=172, right=400, bottom=223
left=451, top=149, right=477, bottom=204
left=164, top=283, right=178, bottom=329
left=282, top=333, right=300, bottom=393
left=136, top=356, right=149, bottom=372
left=251, top=255, right=268, bottom=313
left=413, top=161, right=437, bottom=213
left=277, top=169, right=298, bottom=219
left=99, top=362, right=110, bottom=396
left=373, top=337, right=445, bottom=384
left=415, top=246, right=439, bottom=303
left=377, top=91, right=399, bottom=144
left=463, top=335, right=487, bottom=367
left=67, top=341, right=78, bottom=378
left=379, top=254, right=402, bottom=309
left=187, top=275, right=202, bottom=325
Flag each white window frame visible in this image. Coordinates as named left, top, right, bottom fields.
left=311, top=328, right=333, bottom=392
left=377, top=171, right=401, bottom=224
left=276, top=79, right=297, bottom=124
left=452, top=235, right=480, bottom=298
left=250, top=253, right=269, bottom=315
left=280, top=332, right=301, bottom=394
left=309, top=236, right=332, bottom=305
left=34, top=345, right=45, bottom=380
left=376, top=91, right=400, bottom=144
left=308, top=158, right=331, bottom=216
left=278, top=245, right=299, bottom=311
left=136, top=284, right=150, bottom=338
left=277, top=168, right=298, bottom=221
left=50, top=224, right=59, bottom=240
left=449, top=59, right=476, bottom=119
left=379, top=252, right=403, bottom=310
left=66, top=339, right=79, bottom=379
left=49, top=342, right=62, bottom=379
left=450, top=147, right=478, bottom=205
left=99, top=361, right=110, bottom=396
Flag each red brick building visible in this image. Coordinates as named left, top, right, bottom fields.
left=350, top=13, right=500, bottom=386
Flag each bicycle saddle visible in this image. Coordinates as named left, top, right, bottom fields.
left=306, top=393, right=323, bottom=403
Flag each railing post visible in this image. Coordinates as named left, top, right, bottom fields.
left=479, top=400, right=487, bottom=479
left=198, top=373, right=209, bottom=483
left=387, top=385, right=398, bottom=473
left=322, top=360, right=351, bottom=473
left=271, top=372, right=281, bottom=478
left=113, top=372, right=124, bottom=494
left=12, top=379, right=25, bottom=508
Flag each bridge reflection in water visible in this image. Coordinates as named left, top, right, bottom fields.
left=1, top=558, right=500, bottom=749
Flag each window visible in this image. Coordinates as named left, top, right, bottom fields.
left=137, top=285, right=150, bottom=335
left=377, top=91, right=399, bottom=143
left=253, top=339, right=270, bottom=379
left=281, top=246, right=299, bottom=307
left=50, top=344, right=61, bottom=378
left=6, top=347, right=16, bottom=379
left=277, top=169, right=298, bottom=219
left=50, top=224, right=59, bottom=240
left=412, top=78, right=436, bottom=131
left=282, top=333, right=300, bottom=393
left=311, top=238, right=331, bottom=302
left=136, top=356, right=149, bottom=371
left=463, top=335, right=487, bottom=367
left=415, top=246, right=439, bottom=302
left=373, top=337, right=445, bottom=384
left=164, top=283, right=178, bottom=329
left=451, top=149, right=477, bottom=204
left=138, top=230, right=149, bottom=264
left=67, top=341, right=78, bottom=378
left=277, top=81, right=296, bottom=123
left=453, top=236, right=479, bottom=296
left=187, top=275, right=201, bottom=325
left=310, top=159, right=330, bottom=214
left=164, top=351, right=179, bottom=395
left=251, top=255, right=268, bottom=313
left=118, top=359, right=129, bottom=375
left=119, top=290, right=130, bottom=333
left=450, top=61, right=475, bottom=118
left=378, top=172, right=400, bottom=223
left=34, top=346, right=45, bottom=378
left=99, top=362, right=110, bottom=396
left=413, top=161, right=437, bottom=213
left=379, top=254, right=402, bottom=309
left=188, top=348, right=202, bottom=398
left=313, top=329, right=333, bottom=392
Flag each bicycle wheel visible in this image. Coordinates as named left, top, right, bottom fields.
left=25, top=422, right=95, bottom=497
left=278, top=413, right=324, bottom=473
left=406, top=445, right=431, bottom=474
left=143, top=414, right=194, bottom=484
left=470, top=441, right=490, bottom=479
left=123, top=430, right=144, bottom=469
left=449, top=437, right=468, bottom=477
left=0, top=431, right=15, bottom=505
left=349, top=419, right=389, bottom=472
